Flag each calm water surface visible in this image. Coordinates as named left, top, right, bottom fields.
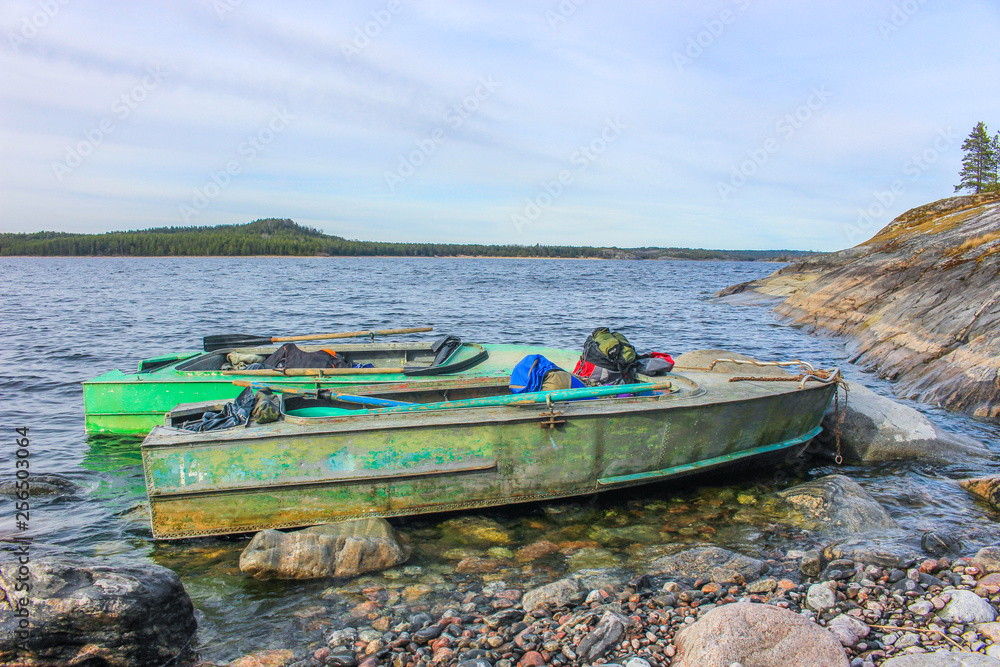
left=1, top=257, right=998, bottom=662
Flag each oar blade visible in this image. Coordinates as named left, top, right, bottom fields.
left=203, top=334, right=273, bottom=351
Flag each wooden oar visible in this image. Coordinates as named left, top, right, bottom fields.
left=221, top=367, right=405, bottom=376
left=231, top=380, right=412, bottom=407
left=203, top=326, right=433, bottom=352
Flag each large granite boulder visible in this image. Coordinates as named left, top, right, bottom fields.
left=820, top=381, right=987, bottom=462
left=645, top=546, right=766, bottom=583
left=239, top=518, right=410, bottom=580
left=717, top=192, right=1000, bottom=418
left=674, top=602, right=849, bottom=666
left=0, top=557, right=196, bottom=666
left=778, top=474, right=898, bottom=533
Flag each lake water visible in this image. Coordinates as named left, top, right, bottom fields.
left=2, top=256, right=998, bottom=663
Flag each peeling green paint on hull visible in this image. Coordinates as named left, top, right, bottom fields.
left=141, top=371, right=837, bottom=539
left=84, top=343, right=579, bottom=436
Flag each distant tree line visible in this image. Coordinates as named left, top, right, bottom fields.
left=0, top=218, right=816, bottom=261
left=956, top=122, right=1000, bottom=194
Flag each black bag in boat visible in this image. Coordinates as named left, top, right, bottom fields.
left=262, top=343, right=347, bottom=369
left=577, top=327, right=640, bottom=385
left=182, top=387, right=257, bottom=432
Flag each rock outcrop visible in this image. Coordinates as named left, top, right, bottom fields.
left=0, top=557, right=196, bottom=666
left=719, top=192, right=1000, bottom=417
left=239, top=518, right=411, bottom=580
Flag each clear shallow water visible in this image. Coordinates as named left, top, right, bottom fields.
left=1, top=256, right=999, bottom=662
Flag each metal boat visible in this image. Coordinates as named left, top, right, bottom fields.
left=140, top=357, right=840, bottom=539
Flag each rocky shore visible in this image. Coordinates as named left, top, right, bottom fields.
left=717, top=192, right=1000, bottom=418
left=198, top=541, right=1000, bottom=667
left=9, top=468, right=1000, bottom=666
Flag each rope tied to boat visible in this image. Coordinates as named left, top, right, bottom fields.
left=728, top=369, right=835, bottom=383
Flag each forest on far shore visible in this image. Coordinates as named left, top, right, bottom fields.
left=0, top=218, right=817, bottom=262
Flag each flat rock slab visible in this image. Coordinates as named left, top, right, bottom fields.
left=674, top=602, right=849, bottom=667
left=778, top=473, right=898, bottom=533
left=0, top=556, right=196, bottom=666
left=239, top=517, right=410, bottom=580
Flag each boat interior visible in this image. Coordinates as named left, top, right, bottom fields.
left=172, top=341, right=478, bottom=373
left=164, top=374, right=695, bottom=428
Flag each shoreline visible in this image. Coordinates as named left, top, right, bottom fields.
left=0, top=254, right=793, bottom=262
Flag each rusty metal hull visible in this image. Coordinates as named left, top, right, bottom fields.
left=141, top=370, right=837, bottom=539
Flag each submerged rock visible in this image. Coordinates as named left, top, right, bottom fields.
left=673, top=602, right=849, bottom=667
left=717, top=192, right=1000, bottom=418
left=438, top=515, right=513, bottom=546
left=0, top=556, right=196, bottom=666
left=239, top=518, right=410, bottom=580
left=645, top=546, right=766, bottom=583
left=521, top=577, right=581, bottom=611
left=778, top=474, right=898, bottom=533
left=0, top=473, right=82, bottom=497
left=821, top=381, right=987, bottom=462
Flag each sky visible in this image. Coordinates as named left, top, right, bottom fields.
left=1, top=1, right=999, bottom=251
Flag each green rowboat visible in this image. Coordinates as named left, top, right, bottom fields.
left=84, top=341, right=579, bottom=435
left=140, top=358, right=840, bottom=539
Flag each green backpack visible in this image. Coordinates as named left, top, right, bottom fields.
left=582, top=327, right=638, bottom=373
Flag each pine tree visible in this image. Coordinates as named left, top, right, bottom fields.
left=955, top=122, right=998, bottom=193
left=992, top=132, right=1000, bottom=192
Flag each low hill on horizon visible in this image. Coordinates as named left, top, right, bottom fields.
left=0, top=218, right=817, bottom=261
